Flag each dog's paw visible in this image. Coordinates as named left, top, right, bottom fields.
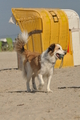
left=38, top=84, right=44, bottom=90
left=47, top=89, right=53, bottom=93
left=32, top=88, right=37, bottom=92
left=27, top=89, right=31, bottom=92
left=33, top=85, right=37, bottom=90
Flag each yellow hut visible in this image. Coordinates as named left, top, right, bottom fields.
left=9, top=8, right=74, bottom=68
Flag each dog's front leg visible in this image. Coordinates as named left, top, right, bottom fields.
left=47, top=75, right=53, bottom=93
left=38, top=74, right=44, bottom=90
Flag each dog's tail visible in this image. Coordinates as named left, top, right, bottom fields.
left=15, top=31, right=29, bottom=54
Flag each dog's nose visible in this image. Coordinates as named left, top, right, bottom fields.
left=64, top=50, right=67, bottom=55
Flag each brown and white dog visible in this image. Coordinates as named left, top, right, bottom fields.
left=15, top=32, right=66, bottom=92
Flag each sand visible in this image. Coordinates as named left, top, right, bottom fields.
left=0, top=51, right=80, bottom=120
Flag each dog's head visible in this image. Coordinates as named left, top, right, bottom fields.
left=48, top=44, right=67, bottom=60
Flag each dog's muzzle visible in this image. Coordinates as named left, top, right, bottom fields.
left=64, top=50, right=67, bottom=55
left=56, top=50, right=67, bottom=59
left=56, top=53, right=64, bottom=59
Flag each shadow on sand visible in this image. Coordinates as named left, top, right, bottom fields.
left=58, top=86, right=80, bottom=89
left=7, top=86, right=80, bottom=94
left=8, top=90, right=46, bottom=94
left=0, top=68, right=18, bottom=71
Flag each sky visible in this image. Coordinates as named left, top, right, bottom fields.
left=0, top=0, right=80, bottom=40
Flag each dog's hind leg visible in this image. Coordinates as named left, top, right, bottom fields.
left=26, top=75, right=32, bottom=92
left=32, top=75, right=37, bottom=90
left=25, top=62, right=33, bottom=92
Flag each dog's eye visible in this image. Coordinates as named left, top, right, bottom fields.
left=58, top=48, right=60, bottom=50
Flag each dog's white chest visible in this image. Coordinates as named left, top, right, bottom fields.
left=40, top=62, right=54, bottom=75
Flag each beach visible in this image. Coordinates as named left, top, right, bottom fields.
left=0, top=52, right=80, bottom=120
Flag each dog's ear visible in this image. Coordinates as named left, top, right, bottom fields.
left=48, top=44, right=55, bottom=53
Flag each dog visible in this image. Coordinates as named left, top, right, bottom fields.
left=15, top=32, right=66, bottom=92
